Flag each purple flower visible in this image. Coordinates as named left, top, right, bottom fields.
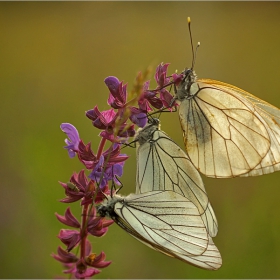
left=105, top=76, right=148, bottom=128
left=64, top=258, right=100, bottom=278
left=55, top=207, right=80, bottom=228
left=105, top=76, right=127, bottom=109
left=129, top=107, right=148, bottom=128
left=51, top=246, right=78, bottom=264
left=88, top=155, right=125, bottom=189
left=154, top=63, right=174, bottom=109
left=87, top=207, right=114, bottom=237
left=85, top=251, right=112, bottom=268
left=86, top=106, right=135, bottom=142
left=76, top=140, right=98, bottom=169
left=59, top=170, right=111, bottom=204
left=58, top=229, right=81, bottom=251
left=76, top=141, right=128, bottom=169
left=84, top=241, right=111, bottom=269
left=138, top=80, right=163, bottom=112
left=172, top=72, right=184, bottom=85
left=53, top=240, right=111, bottom=279
left=155, top=62, right=171, bottom=87
left=61, top=123, right=80, bottom=158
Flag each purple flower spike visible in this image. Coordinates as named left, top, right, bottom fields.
left=61, top=123, right=80, bottom=158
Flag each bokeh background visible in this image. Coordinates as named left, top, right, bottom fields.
left=1, top=2, right=280, bottom=278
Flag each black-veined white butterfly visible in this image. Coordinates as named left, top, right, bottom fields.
left=174, top=17, right=280, bottom=178
left=97, top=190, right=222, bottom=270
left=135, top=118, right=218, bottom=238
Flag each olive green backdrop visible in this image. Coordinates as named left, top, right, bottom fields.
left=1, top=2, right=280, bottom=278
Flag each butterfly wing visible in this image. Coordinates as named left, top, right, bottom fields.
left=113, top=191, right=222, bottom=270
left=136, top=127, right=218, bottom=237
left=178, top=79, right=272, bottom=178
left=200, top=79, right=280, bottom=177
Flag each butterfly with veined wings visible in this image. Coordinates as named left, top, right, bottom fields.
left=173, top=17, right=280, bottom=178
left=97, top=190, right=222, bottom=270
left=134, top=118, right=218, bottom=238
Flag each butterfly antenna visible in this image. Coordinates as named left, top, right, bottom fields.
left=187, top=17, right=195, bottom=70
left=187, top=17, right=200, bottom=70
left=113, top=175, right=123, bottom=195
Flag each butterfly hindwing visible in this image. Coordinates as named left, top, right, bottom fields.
left=102, top=191, right=222, bottom=270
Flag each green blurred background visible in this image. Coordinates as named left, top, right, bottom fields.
left=1, top=2, right=280, bottom=278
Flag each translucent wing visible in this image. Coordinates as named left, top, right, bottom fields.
left=177, top=75, right=276, bottom=178
left=135, top=120, right=218, bottom=237
left=200, top=79, right=280, bottom=177
left=99, top=190, right=222, bottom=270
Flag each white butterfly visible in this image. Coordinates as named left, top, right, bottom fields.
left=135, top=118, right=218, bottom=238
left=98, top=190, right=222, bottom=270
left=175, top=72, right=280, bottom=178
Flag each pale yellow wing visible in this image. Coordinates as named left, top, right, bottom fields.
left=200, top=79, right=280, bottom=177
left=179, top=79, right=271, bottom=178
left=135, top=122, right=218, bottom=237
left=113, top=191, right=222, bottom=270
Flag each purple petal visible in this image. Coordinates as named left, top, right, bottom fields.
left=88, top=156, right=109, bottom=189
left=172, top=73, right=184, bottom=85
left=99, top=131, right=117, bottom=142
left=92, top=251, right=112, bottom=268
left=105, top=163, right=124, bottom=184
left=58, top=229, right=81, bottom=251
left=60, top=123, right=80, bottom=158
left=160, top=88, right=174, bottom=108
left=75, top=267, right=100, bottom=278
left=130, top=111, right=147, bottom=128
left=51, top=246, right=78, bottom=263
left=101, top=108, right=117, bottom=123
left=85, top=107, right=99, bottom=121
left=104, top=76, right=120, bottom=96
left=55, top=207, right=80, bottom=228
left=85, top=239, right=92, bottom=256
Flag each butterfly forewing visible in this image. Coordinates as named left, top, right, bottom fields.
left=198, top=79, right=280, bottom=176
left=101, top=190, right=222, bottom=270
left=177, top=77, right=276, bottom=178
left=135, top=121, right=218, bottom=237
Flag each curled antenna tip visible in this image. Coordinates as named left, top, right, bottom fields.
left=187, top=17, right=191, bottom=23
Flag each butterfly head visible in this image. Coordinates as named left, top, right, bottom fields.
left=134, top=117, right=160, bottom=145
